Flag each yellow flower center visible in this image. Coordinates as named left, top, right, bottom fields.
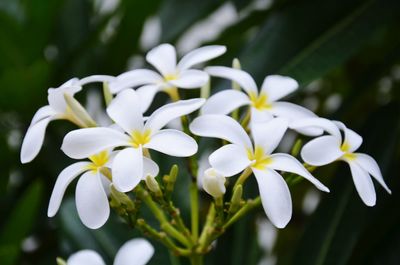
left=247, top=146, right=272, bottom=170
left=249, top=92, right=271, bottom=110
left=130, top=130, right=151, bottom=148
left=164, top=74, right=178, bottom=82
left=87, top=150, right=109, bottom=172
left=341, top=141, right=356, bottom=161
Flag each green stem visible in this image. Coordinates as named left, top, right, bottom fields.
left=190, top=182, right=199, bottom=242
left=189, top=255, right=203, bottom=265
left=234, top=168, right=253, bottom=189
left=224, top=197, right=261, bottom=229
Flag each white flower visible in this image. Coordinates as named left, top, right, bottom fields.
left=61, top=89, right=204, bottom=192
left=201, top=66, right=322, bottom=136
left=291, top=118, right=392, bottom=206
left=190, top=115, right=329, bottom=228
left=67, top=238, right=154, bottom=265
left=202, top=168, right=226, bottom=198
left=108, top=44, right=226, bottom=112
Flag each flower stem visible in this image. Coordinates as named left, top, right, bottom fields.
left=234, top=168, right=253, bottom=189
left=190, top=182, right=199, bottom=242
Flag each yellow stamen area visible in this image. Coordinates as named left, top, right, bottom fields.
left=340, top=141, right=351, bottom=152
left=130, top=130, right=151, bottom=148
left=343, top=152, right=356, bottom=161
left=341, top=142, right=356, bottom=161
left=86, top=150, right=109, bottom=172
left=164, top=74, right=178, bottom=82
left=247, top=146, right=272, bottom=170
left=249, top=92, right=271, bottom=110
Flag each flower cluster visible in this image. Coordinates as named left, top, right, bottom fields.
left=21, top=43, right=391, bottom=262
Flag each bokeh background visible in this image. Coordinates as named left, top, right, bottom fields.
left=0, top=0, right=400, bottom=264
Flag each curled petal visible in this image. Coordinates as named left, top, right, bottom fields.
left=143, top=157, right=159, bottom=179
left=333, top=121, right=363, bottom=152
left=201, top=90, right=250, bottom=115
left=145, top=129, right=197, bottom=157
left=113, top=238, right=154, bottom=265
left=75, top=171, right=110, bottom=229
left=168, top=69, right=209, bottom=88
left=136, top=85, right=160, bottom=113
left=209, top=144, right=251, bottom=177
left=20, top=117, right=52, bottom=163
left=48, top=162, right=90, bottom=217
left=177, top=45, right=226, bottom=70
left=79, top=75, right=116, bottom=86
left=261, top=75, right=298, bottom=102
left=291, top=117, right=341, bottom=140
left=112, top=147, right=143, bottom=192
left=347, top=161, right=376, bottom=206
left=301, top=135, right=344, bottom=166
left=68, top=250, right=105, bottom=265
left=190, top=114, right=252, bottom=149
left=31, top=105, right=56, bottom=125
left=110, top=69, right=162, bottom=93
left=251, top=118, right=288, bottom=155
left=146, top=43, right=177, bottom=76
left=253, top=168, right=292, bottom=229
left=205, top=66, right=258, bottom=95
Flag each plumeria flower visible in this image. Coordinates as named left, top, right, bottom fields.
left=291, top=118, right=391, bottom=206
left=61, top=89, right=205, bottom=192
left=201, top=66, right=322, bottom=136
left=47, top=149, right=116, bottom=229
left=66, top=238, right=154, bottom=265
left=190, top=114, right=329, bottom=228
left=108, top=44, right=226, bottom=112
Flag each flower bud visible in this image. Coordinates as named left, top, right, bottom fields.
left=145, top=175, right=161, bottom=194
left=203, top=168, right=226, bottom=198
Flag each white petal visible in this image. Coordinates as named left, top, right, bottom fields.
left=251, top=118, right=288, bottom=155
left=168, top=69, right=209, bottom=88
left=253, top=168, right=292, bottom=229
left=348, top=161, right=376, bottom=206
left=79, top=75, right=116, bottom=86
left=107, top=89, right=144, bottom=133
left=333, top=121, right=363, bottom=152
left=355, top=153, right=391, bottom=194
left=143, top=157, right=159, bottom=179
left=269, top=154, right=329, bottom=192
left=68, top=250, right=105, bottom=265
left=209, top=144, right=251, bottom=177
left=145, top=129, right=197, bottom=157
left=31, top=105, right=56, bottom=125
left=48, top=162, right=90, bottom=217
left=291, top=117, right=341, bottom=140
left=177, top=45, right=226, bottom=71
left=112, top=147, right=143, bottom=192
left=205, top=66, right=258, bottom=95
left=301, top=135, right=344, bottom=166
left=113, top=239, right=154, bottom=265
left=146, top=43, right=177, bottom=76
left=135, top=85, right=160, bottom=113
left=110, top=69, right=162, bottom=93
left=47, top=81, right=81, bottom=113
left=250, top=107, right=274, bottom=124
left=201, top=90, right=250, bottom=115
left=20, top=117, right=52, bottom=163
left=145, top=98, right=205, bottom=133
left=261, top=75, right=298, bottom=102
left=202, top=168, right=226, bottom=198
left=75, top=171, right=110, bottom=229
left=190, top=114, right=252, bottom=149
left=62, top=128, right=130, bottom=159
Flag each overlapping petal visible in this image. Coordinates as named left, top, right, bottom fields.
left=143, top=157, right=160, bottom=179
left=112, top=147, right=143, bottom=192
left=333, top=121, right=363, bottom=152
left=31, top=105, right=56, bottom=125
left=113, top=239, right=154, bottom=265
left=177, top=45, right=226, bottom=71
left=201, top=90, right=250, bottom=115
left=168, top=69, right=209, bottom=88
left=301, top=135, right=344, bottom=166
left=251, top=118, right=288, bottom=155
left=109, top=69, right=163, bottom=93
left=146, top=43, right=177, bottom=76
left=261, top=75, right=298, bottom=102
left=291, top=117, right=341, bottom=140
left=136, top=85, right=161, bottom=113
left=209, top=144, right=251, bottom=177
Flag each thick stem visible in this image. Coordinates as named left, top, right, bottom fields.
left=189, top=255, right=203, bottom=265
left=234, top=168, right=253, bottom=189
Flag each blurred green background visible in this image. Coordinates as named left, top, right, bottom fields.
left=0, top=0, right=399, bottom=264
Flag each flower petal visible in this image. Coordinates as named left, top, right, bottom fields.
left=190, top=114, right=252, bottom=149
left=112, top=147, right=143, bottom=192
left=168, top=69, right=209, bottom=88
left=301, top=135, right=344, bottom=166
left=291, top=117, right=341, bottom=140
left=261, top=75, right=298, bottom=102
left=145, top=129, right=197, bottom=157
left=135, top=85, right=160, bottom=113
left=113, top=239, right=154, bottom=265
left=107, top=89, right=144, bottom=133
left=347, top=161, right=376, bottom=206
left=143, top=157, right=159, bottom=179
left=209, top=144, right=251, bottom=177
left=68, top=250, right=105, bottom=265
left=205, top=66, right=258, bottom=95
left=251, top=118, right=288, bottom=155
left=31, top=105, right=56, bottom=125
left=201, top=90, right=250, bottom=115
left=47, top=80, right=81, bottom=113
left=253, top=168, right=292, bottom=229
left=62, top=128, right=130, bottom=159
left=269, top=154, right=329, bottom=192
left=355, top=153, right=391, bottom=194
left=333, top=121, right=363, bottom=152
left=75, top=171, right=110, bottom=229
left=145, top=98, right=205, bottom=133
left=250, top=107, right=274, bottom=123
left=109, top=69, right=163, bottom=93
left=79, top=75, right=116, bottom=86
left=20, top=117, right=52, bottom=163
left=48, top=162, right=90, bottom=217
left=146, top=43, right=177, bottom=76
left=202, top=168, right=226, bottom=198
left=177, top=45, right=226, bottom=71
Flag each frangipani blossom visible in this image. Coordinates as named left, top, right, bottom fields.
left=67, top=238, right=154, bottom=265
left=108, top=44, right=226, bottom=112
left=201, top=66, right=322, bottom=136
left=190, top=115, right=329, bottom=228
left=62, top=89, right=204, bottom=192
left=291, top=118, right=391, bottom=206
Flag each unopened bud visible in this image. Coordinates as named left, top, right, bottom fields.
left=56, top=257, right=67, bottom=265
left=203, top=168, right=226, bottom=198
left=232, top=58, right=241, bottom=91
left=145, top=175, right=161, bottom=193
left=110, top=185, right=134, bottom=210
left=229, top=184, right=243, bottom=215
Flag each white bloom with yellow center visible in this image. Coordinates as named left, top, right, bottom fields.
left=61, top=89, right=204, bottom=192
left=201, top=66, right=322, bottom=136
left=190, top=115, right=329, bottom=228
left=291, top=118, right=391, bottom=206
left=67, top=238, right=154, bottom=265
left=108, top=43, right=226, bottom=112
